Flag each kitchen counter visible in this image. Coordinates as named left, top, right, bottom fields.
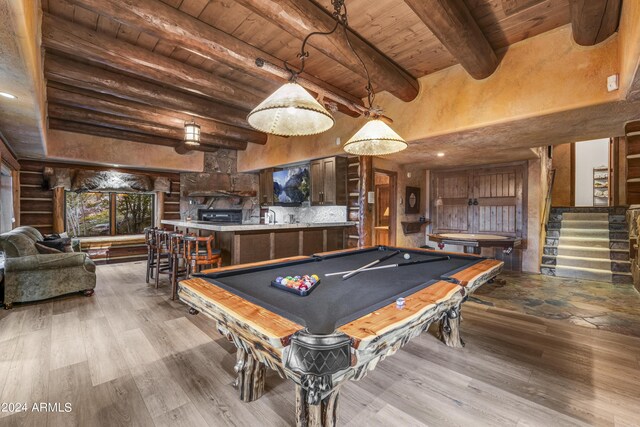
left=163, top=220, right=356, bottom=265
left=160, top=220, right=356, bottom=232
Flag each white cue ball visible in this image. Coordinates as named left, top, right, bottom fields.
left=403, top=253, right=411, bottom=260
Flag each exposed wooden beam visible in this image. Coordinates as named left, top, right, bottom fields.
left=44, top=54, right=251, bottom=130
left=174, top=143, right=219, bottom=155
left=234, top=0, right=418, bottom=102
left=47, top=84, right=267, bottom=144
left=42, top=13, right=265, bottom=110
left=49, top=119, right=230, bottom=154
left=47, top=103, right=248, bottom=150
left=65, top=0, right=366, bottom=115
left=403, top=0, right=498, bottom=80
left=49, top=118, right=179, bottom=146
left=569, top=0, right=621, bottom=46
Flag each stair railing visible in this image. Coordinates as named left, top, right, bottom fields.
left=542, top=168, right=557, bottom=232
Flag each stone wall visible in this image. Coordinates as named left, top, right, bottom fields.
left=180, top=150, right=260, bottom=223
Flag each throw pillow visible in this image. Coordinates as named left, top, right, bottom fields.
left=35, top=242, right=62, bottom=254
left=38, top=237, right=71, bottom=252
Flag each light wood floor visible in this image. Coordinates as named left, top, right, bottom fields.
left=0, top=262, right=639, bottom=426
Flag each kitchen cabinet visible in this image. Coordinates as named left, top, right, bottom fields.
left=310, top=157, right=347, bottom=205
left=259, top=168, right=274, bottom=206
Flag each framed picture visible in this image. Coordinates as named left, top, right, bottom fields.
left=405, top=186, right=420, bottom=214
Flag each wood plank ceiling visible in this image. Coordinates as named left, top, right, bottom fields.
left=42, top=0, right=580, bottom=154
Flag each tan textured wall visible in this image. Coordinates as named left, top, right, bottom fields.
left=551, top=143, right=573, bottom=207
left=619, top=0, right=640, bottom=98
left=45, top=130, right=204, bottom=172
left=239, top=25, right=621, bottom=172
left=0, top=0, right=48, bottom=157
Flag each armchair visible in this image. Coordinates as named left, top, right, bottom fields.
left=0, top=226, right=96, bottom=309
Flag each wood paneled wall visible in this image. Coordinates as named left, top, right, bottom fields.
left=19, top=159, right=181, bottom=234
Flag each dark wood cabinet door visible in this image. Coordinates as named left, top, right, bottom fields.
left=432, top=170, right=472, bottom=232
left=322, top=158, right=336, bottom=204
left=472, top=165, right=523, bottom=236
left=259, top=168, right=274, bottom=206
left=310, top=160, right=323, bottom=205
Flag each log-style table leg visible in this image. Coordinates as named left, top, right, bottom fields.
left=233, top=348, right=266, bottom=402
left=439, top=305, right=464, bottom=348
left=296, top=385, right=339, bottom=427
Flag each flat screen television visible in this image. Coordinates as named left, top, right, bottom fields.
left=273, top=166, right=310, bottom=204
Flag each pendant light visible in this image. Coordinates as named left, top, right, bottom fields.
left=343, top=118, right=407, bottom=155
left=184, top=120, right=201, bottom=146
left=247, top=82, right=334, bottom=136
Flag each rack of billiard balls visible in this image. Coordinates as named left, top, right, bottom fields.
left=271, top=274, right=320, bottom=296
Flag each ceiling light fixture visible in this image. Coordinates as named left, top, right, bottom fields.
left=184, top=120, right=201, bottom=146
left=0, top=92, right=17, bottom=99
left=437, top=152, right=445, bottom=157
left=248, top=0, right=406, bottom=156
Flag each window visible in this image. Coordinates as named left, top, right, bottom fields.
left=65, top=192, right=154, bottom=237
left=115, top=193, right=154, bottom=235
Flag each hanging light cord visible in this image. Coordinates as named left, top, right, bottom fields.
left=339, top=3, right=376, bottom=114
left=284, top=0, right=347, bottom=80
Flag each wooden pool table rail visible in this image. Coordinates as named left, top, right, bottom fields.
left=178, top=277, right=304, bottom=347
left=450, top=258, right=504, bottom=289
left=337, top=280, right=461, bottom=348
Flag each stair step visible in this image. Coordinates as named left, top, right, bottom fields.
left=545, top=237, right=629, bottom=249
left=562, top=212, right=609, bottom=221
left=558, top=255, right=628, bottom=270
left=560, top=245, right=626, bottom=259
left=560, top=220, right=609, bottom=229
left=559, top=228, right=610, bottom=238
left=541, top=264, right=613, bottom=282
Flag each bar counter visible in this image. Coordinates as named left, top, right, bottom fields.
left=160, top=220, right=356, bottom=265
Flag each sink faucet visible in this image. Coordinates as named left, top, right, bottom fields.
left=268, top=209, right=276, bottom=224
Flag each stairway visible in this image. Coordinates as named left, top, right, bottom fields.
left=542, top=207, right=632, bottom=284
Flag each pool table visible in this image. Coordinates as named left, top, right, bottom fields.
left=178, top=246, right=502, bottom=426
left=429, top=233, right=522, bottom=255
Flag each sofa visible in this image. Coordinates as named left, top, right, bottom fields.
left=0, top=226, right=96, bottom=309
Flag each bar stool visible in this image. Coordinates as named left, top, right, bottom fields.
left=144, top=226, right=157, bottom=284
left=184, top=235, right=222, bottom=278
left=154, top=229, right=173, bottom=289
left=169, top=232, right=188, bottom=300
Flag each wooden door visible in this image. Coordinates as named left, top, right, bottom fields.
left=322, top=158, right=336, bottom=204
left=310, top=160, right=323, bottom=205
left=471, top=165, right=523, bottom=236
left=432, top=170, right=472, bottom=232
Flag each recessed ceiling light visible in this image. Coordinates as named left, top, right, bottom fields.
left=0, top=92, right=17, bottom=99
left=437, top=152, right=445, bottom=157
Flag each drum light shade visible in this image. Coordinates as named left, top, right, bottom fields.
left=184, top=121, right=201, bottom=146
left=247, top=83, right=335, bottom=137
left=343, top=119, right=407, bottom=156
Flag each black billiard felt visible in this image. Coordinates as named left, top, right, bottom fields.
left=196, top=247, right=484, bottom=334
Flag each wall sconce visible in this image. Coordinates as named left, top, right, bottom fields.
left=184, top=120, right=201, bottom=146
